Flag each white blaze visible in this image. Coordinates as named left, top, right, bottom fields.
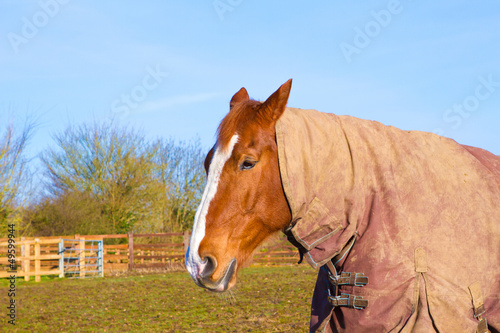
left=186, top=134, right=239, bottom=280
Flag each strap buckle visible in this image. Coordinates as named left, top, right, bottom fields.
left=352, top=272, right=368, bottom=287
left=474, top=305, right=486, bottom=319
left=476, top=317, right=489, bottom=333
left=328, top=293, right=368, bottom=310
left=328, top=271, right=368, bottom=287
left=474, top=306, right=489, bottom=333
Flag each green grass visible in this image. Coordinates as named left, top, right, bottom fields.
left=0, top=265, right=317, bottom=332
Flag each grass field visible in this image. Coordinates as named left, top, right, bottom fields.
left=0, top=265, right=318, bottom=332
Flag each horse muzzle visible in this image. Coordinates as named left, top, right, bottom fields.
left=195, top=256, right=237, bottom=292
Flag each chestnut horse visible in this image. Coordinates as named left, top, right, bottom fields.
left=186, top=80, right=500, bottom=333
left=185, top=80, right=292, bottom=292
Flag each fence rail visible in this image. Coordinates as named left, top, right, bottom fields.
left=0, top=238, right=62, bottom=282
left=0, top=238, right=104, bottom=282
left=0, top=232, right=299, bottom=279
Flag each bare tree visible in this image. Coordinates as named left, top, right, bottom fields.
left=28, top=120, right=207, bottom=236
left=156, top=138, right=206, bottom=232
left=40, top=121, right=167, bottom=234
left=0, top=119, right=35, bottom=235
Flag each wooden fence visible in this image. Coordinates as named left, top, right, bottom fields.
left=0, top=232, right=300, bottom=280
left=0, top=238, right=62, bottom=282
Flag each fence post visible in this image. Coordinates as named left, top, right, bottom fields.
left=128, top=232, right=134, bottom=271
left=183, top=231, right=190, bottom=253
left=20, top=237, right=26, bottom=281
left=59, top=240, right=65, bottom=278
left=98, top=240, right=104, bottom=277
left=34, top=238, right=41, bottom=282
left=24, top=240, right=30, bottom=282
left=79, top=237, right=86, bottom=278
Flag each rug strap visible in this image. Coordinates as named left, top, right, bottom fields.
left=468, top=282, right=490, bottom=333
left=328, top=293, right=368, bottom=310
left=328, top=271, right=368, bottom=287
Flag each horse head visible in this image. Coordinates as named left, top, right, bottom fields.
left=185, top=80, right=293, bottom=292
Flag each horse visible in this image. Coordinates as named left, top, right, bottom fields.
left=185, top=80, right=500, bottom=332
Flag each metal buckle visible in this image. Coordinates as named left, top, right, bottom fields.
left=343, top=293, right=367, bottom=310
left=330, top=272, right=367, bottom=287
left=352, top=295, right=365, bottom=310
left=354, top=273, right=368, bottom=287
left=342, top=272, right=352, bottom=286
left=328, top=293, right=367, bottom=310
left=476, top=317, right=488, bottom=333
left=327, top=295, right=339, bottom=306
left=330, top=272, right=353, bottom=286
left=340, top=293, right=352, bottom=307
left=324, top=262, right=368, bottom=310
left=328, top=272, right=340, bottom=286
left=473, top=304, right=486, bottom=319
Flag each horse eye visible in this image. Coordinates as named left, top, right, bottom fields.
left=240, top=160, right=257, bottom=170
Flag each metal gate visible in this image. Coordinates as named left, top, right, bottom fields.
left=59, top=239, right=103, bottom=278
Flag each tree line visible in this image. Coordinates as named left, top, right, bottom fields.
left=0, top=119, right=206, bottom=238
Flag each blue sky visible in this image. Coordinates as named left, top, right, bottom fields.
left=1, top=0, right=499, bottom=161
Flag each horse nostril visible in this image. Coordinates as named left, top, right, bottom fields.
left=201, top=255, right=217, bottom=278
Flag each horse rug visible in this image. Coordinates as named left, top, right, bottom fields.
left=275, top=107, right=500, bottom=332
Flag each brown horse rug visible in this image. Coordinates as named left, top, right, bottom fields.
left=276, top=107, right=499, bottom=332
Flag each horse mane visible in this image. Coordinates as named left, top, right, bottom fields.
left=216, top=100, right=262, bottom=151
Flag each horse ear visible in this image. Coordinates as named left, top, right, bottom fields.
left=259, top=79, right=292, bottom=125
left=230, top=87, right=249, bottom=109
